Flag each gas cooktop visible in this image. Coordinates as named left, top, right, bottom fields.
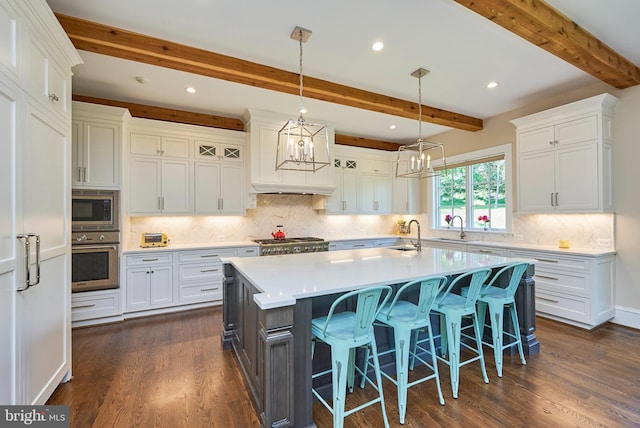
left=253, top=237, right=325, bottom=245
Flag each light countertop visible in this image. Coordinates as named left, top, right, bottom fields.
left=224, top=247, right=536, bottom=310
left=122, top=240, right=258, bottom=254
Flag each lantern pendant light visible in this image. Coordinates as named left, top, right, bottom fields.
left=275, top=26, right=330, bottom=172
left=395, top=68, right=446, bottom=179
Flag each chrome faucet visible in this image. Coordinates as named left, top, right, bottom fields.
left=451, top=215, right=466, bottom=239
left=407, top=219, right=422, bottom=252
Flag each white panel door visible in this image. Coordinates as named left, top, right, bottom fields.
left=130, top=157, right=161, bottom=214
left=0, top=77, right=18, bottom=404
left=556, top=143, right=599, bottom=211
left=220, top=164, right=244, bottom=214
left=17, top=103, right=71, bottom=404
left=194, top=161, right=221, bottom=213
left=83, top=121, right=119, bottom=188
left=518, top=151, right=555, bottom=212
left=162, top=159, right=191, bottom=213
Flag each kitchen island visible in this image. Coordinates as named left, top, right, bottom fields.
left=222, top=247, right=537, bottom=428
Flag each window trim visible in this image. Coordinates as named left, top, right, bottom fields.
left=429, top=144, right=512, bottom=233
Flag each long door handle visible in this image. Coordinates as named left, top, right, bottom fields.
left=16, top=233, right=41, bottom=292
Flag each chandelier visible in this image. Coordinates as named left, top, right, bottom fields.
left=275, top=26, right=330, bottom=172
left=395, top=68, right=446, bottom=179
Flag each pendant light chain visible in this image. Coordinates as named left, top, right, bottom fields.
left=417, top=74, right=423, bottom=142
left=298, top=28, right=305, bottom=116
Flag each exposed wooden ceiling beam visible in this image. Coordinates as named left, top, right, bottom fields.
left=454, top=0, right=640, bottom=89
left=72, top=95, right=400, bottom=150
left=55, top=13, right=483, bottom=133
left=73, top=95, right=245, bottom=130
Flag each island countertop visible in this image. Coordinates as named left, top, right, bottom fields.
left=224, top=247, right=536, bottom=310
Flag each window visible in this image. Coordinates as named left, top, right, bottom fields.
left=432, top=145, right=511, bottom=231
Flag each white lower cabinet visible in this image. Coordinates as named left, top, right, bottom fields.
left=177, top=248, right=237, bottom=304
left=125, top=257, right=174, bottom=312
left=71, top=289, right=122, bottom=325
left=508, top=249, right=614, bottom=329
left=121, top=246, right=258, bottom=319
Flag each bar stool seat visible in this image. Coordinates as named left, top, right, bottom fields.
left=432, top=268, right=492, bottom=398
left=311, top=285, right=392, bottom=428
left=463, top=262, right=529, bottom=377
left=362, top=275, right=448, bottom=424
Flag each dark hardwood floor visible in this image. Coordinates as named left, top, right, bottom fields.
left=48, top=307, right=640, bottom=427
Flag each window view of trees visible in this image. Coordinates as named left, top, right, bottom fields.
left=436, top=158, right=506, bottom=230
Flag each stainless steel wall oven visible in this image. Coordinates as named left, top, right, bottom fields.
left=71, top=190, right=120, bottom=293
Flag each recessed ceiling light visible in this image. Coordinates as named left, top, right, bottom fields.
left=389, top=124, right=396, bottom=129
left=186, top=87, right=196, bottom=93
left=372, top=41, right=384, bottom=51
left=487, top=81, right=499, bottom=89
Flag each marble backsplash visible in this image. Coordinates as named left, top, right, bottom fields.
left=126, top=194, right=615, bottom=250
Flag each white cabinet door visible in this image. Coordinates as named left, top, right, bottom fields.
left=0, top=78, right=18, bottom=404
left=342, top=173, right=359, bottom=213
left=126, top=267, right=151, bottom=311
left=220, top=164, right=245, bottom=214
left=130, top=157, right=162, bottom=214
left=72, top=120, right=120, bottom=188
left=518, top=151, right=555, bottom=212
left=194, top=161, right=221, bottom=213
left=360, top=174, right=391, bottom=214
left=0, top=1, right=19, bottom=81
left=17, top=103, right=71, bottom=404
left=150, top=266, right=173, bottom=306
left=161, top=160, right=191, bottom=213
left=555, top=143, right=599, bottom=211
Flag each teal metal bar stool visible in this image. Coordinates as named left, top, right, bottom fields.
left=311, top=285, right=392, bottom=428
left=361, top=275, right=448, bottom=424
left=432, top=268, right=492, bottom=398
left=470, top=262, right=529, bottom=377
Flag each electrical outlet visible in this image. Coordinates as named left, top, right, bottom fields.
left=513, top=234, right=523, bottom=241
left=596, top=238, right=612, bottom=247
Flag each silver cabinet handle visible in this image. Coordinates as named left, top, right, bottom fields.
left=49, top=93, right=59, bottom=102
left=77, top=166, right=82, bottom=182
left=72, top=303, right=96, bottom=310
left=551, top=192, right=554, bottom=206
left=536, top=274, right=559, bottom=281
left=220, top=198, right=223, bottom=211
left=157, top=197, right=161, bottom=210
left=537, top=296, right=559, bottom=303
left=555, top=192, right=559, bottom=206
left=200, top=254, right=218, bottom=258
left=83, top=167, right=87, bottom=182
left=77, top=245, right=117, bottom=251
left=478, top=249, right=495, bottom=254
left=200, top=268, right=219, bottom=273
left=142, top=258, right=159, bottom=262
left=16, top=233, right=40, bottom=292
left=535, top=258, right=558, bottom=263
left=161, top=197, right=165, bottom=210
left=200, top=287, right=219, bottom=292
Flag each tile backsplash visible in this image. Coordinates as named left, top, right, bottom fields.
left=126, top=194, right=614, bottom=250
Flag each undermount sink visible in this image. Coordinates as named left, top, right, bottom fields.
left=390, top=246, right=418, bottom=252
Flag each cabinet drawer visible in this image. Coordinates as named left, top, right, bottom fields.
left=238, top=247, right=259, bottom=257
left=179, top=263, right=222, bottom=282
left=178, top=249, right=237, bottom=262
left=534, top=269, right=590, bottom=297
left=179, top=282, right=222, bottom=304
left=126, top=253, right=173, bottom=266
left=508, top=250, right=590, bottom=272
left=72, top=291, right=121, bottom=321
left=535, top=290, right=590, bottom=324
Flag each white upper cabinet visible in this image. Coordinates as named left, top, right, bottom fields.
left=72, top=102, right=130, bottom=189
left=0, top=1, right=20, bottom=82
left=127, top=118, right=245, bottom=216
left=512, top=93, right=618, bottom=213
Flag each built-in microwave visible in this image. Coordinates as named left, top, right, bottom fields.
left=71, top=189, right=119, bottom=231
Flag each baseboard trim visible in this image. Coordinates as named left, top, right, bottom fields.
left=611, top=306, right=640, bottom=330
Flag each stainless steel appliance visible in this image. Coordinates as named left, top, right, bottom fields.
left=71, top=190, right=120, bottom=292
left=72, top=189, right=119, bottom=231
left=253, top=237, right=329, bottom=256
left=72, top=230, right=120, bottom=292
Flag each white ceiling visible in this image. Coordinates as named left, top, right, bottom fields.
left=46, top=0, right=640, bottom=144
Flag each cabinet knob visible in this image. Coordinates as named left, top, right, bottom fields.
left=49, top=93, right=59, bottom=102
